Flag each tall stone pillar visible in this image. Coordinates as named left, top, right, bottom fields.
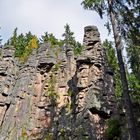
left=75, top=26, right=117, bottom=139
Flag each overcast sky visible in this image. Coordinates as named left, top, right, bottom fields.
left=0, top=0, right=112, bottom=44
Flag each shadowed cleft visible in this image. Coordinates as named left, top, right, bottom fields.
left=37, top=63, right=54, bottom=72
left=89, top=107, right=111, bottom=119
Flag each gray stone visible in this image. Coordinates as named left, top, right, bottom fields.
left=0, top=26, right=117, bottom=140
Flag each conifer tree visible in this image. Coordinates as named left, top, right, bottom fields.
left=10, top=27, right=18, bottom=47
left=62, top=24, right=84, bottom=55
left=62, top=23, right=75, bottom=46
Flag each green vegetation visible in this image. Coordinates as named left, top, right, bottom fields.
left=105, top=119, right=121, bottom=140
left=127, top=45, right=140, bottom=81
left=62, top=23, right=84, bottom=55
left=128, top=73, right=140, bottom=102
left=47, top=73, right=58, bottom=100
left=103, top=40, right=122, bottom=97
left=53, top=62, right=61, bottom=71
left=103, top=39, right=140, bottom=102
left=40, top=32, right=63, bottom=48
left=6, top=28, right=38, bottom=62
left=119, top=1, right=140, bottom=103
left=21, top=127, right=28, bottom=140
left=66, top=89, right=73, bottom=115
left=5, top=24, right=83, bottom=65
left=67, top=89, right=72, bottom=97
left=81, top=0, right=139, bottom=139
left=127, top=45, right=140, bottom=103
left=73, top=41, right=84, bottom=55
left=46, top=63, right=61, bottom=101
left=44, top=132, right=53, bottom=140
left=62, top=23, right=75, bottom=46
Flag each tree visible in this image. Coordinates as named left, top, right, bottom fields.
left=62, top=23, right=75, bottom=46
left=117, top=0, right=140, bottom=81
left=7, top=29, right=38, bottom=62
left=19, top=35, right=38, bottom=62
left=128, top=73, right=140, bottom=102
left=62, top=23, right=84, bottom=55
left=81, top=0, right=137, bottom=139
left=115, top=0, right=140, bottom=104
left=103, top=40, right=122, bottom=97
left=10, top=27, right=18, bottom=46
left=40, top=32, right=49, bottom=43
left=40, top=32, right=63, bottom=47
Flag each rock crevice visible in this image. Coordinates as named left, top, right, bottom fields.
left=0, top=26, right=117, bottom=140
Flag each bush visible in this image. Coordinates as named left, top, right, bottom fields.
left=105, top=118, right=121, bottom=140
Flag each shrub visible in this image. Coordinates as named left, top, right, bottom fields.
left=105, top=118, right=121, bottom=140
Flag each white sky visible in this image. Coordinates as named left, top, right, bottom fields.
left=0, top=0, right=112, bottom=44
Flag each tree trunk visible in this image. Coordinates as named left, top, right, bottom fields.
left=108, top=0, right=137, bottom=139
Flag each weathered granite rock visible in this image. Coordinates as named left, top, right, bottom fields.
left=0, top=26, right=117, bottom=140
left=75, top=26, right=117, bottom=139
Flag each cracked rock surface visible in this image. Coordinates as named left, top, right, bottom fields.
left=0, top=26, right=117, bottom=140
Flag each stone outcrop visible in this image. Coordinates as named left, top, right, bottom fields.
left=75, top=26, right=117, bottom=140
left=0, top=26, right=117, bottom=140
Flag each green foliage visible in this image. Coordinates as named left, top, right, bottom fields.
left=118, top=0, right=140, bottom=82
left=62, top=23, right=75, bottom=46
left=118, top=0, right=140, bottom=42
left=74, top=41, right=84, bottom=55
left=103, top=40, right=118, bottom=71
left=44, top=133, right=53, bottom=140
left=21, top=127, right=28, bottom=140
left=53, top=62, right=61, bottom=71
left=67, top=89, right=72, bottom=97
left=7, top=28, right=38, bottom=62
left=41, top=24, right=84, bottom=56
left=47, top=73, right=58, bottom=100
left=19, top=36, right=38, bottom=62
left=127, top=45, right=140, bottom=81
left=10, top=27, right=18, bottom=47
left=119, top=1, right=140, bottom=103
left=105, top=118, right=121, bottom=140
left=103, top=40, right=122, bottom=97
left=46, top=63, right=61, bottom=101
left=81, top=0, right=106, bottom=18
left=40, top=32, right=64, bottom=47
left=128, top=73, right=140, bottom=102
left=46, top=62, right=61, bottom=101
left=62, top=23, right=84, bottom=55
left=59, top=129, right=66, bottom=139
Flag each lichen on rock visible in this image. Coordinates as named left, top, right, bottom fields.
left=0, top=26, right=117, bottom=140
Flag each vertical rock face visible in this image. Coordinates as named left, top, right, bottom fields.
left=0, top=26, right=117, bottom=140
left=75, top=26, right=117, bottom=139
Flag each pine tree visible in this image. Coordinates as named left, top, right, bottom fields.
left=40, top=32, right=63, bottom=47
left=62, top=24, right=83, bottom=55
left=10, top=27, right=18, bottom=47
left=62, top=23, right=75, bottom=46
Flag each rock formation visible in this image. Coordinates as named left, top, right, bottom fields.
left=0, top=26, right=117, bottom=140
